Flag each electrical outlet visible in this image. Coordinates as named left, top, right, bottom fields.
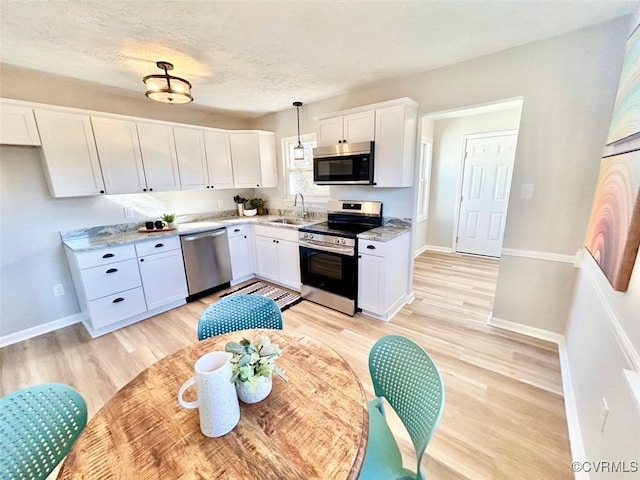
left=599, top=397, right=609, bottom=432
left=124, top=207, right=134, bottom=218
left=217, top=199, right=224, bottom=209
left=52, top=284, right=65, bottom=297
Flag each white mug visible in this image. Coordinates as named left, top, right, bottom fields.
left=178, top=351, right=240, bottom=438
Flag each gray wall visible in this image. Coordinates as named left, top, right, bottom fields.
left=426, top=108, right=522, bottom=248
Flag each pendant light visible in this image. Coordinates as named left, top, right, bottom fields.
left=143, top=61, right=193, bottom=104
left=293, top=101, right=305, bottom=160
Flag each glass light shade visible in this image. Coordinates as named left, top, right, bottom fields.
left=143, top=68, right=193, bottom=104
left=293, top=143, right=305, bottom=160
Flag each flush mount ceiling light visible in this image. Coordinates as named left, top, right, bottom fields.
left=143, top=61, right=193, bottom=104
left=293, top=101, right=304, bottom=160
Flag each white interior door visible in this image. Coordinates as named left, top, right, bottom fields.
left=456, top=133, right=517, bottom=257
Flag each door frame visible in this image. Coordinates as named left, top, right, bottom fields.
left=451, top=129, right=519, bottom=253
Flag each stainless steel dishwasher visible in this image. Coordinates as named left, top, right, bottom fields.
left=180, top=228, right=232, bottom=298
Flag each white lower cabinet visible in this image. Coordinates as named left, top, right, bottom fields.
left=135, top=237, right=188, bottom=310
left=358, top=232, right=411, bottom=320
left=66, top=236, right=187, bottom=337
left=253, top=225, right=300, bottom=290
left=227, top=225, right=254, bottom=285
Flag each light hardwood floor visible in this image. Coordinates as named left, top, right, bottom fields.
left=1, top=251, right=572, bottom=479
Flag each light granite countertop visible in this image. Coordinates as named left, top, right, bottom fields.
left=62, top=215, right=412, bottom=252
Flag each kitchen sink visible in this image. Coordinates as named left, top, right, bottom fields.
left=269, top=218, right=313, bottom=226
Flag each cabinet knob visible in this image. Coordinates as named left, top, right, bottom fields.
left=112, top=297, right=125, bottom=303
left=366, top=245, right=376, bottom=250
left=106, top=268, right=118, bottom=274
left=338, top=140, right=342, bottom=144
left=102, top=253, right=115, bottom=258
left=143, top=188, right=147, bottom=192
left=358, top=255, right=362, bottom=258
left=149, top=188, right=153, bottom=191
left=206, top=186, right=210, bottom=188
left=100, top=190, right=105, bottom=194
left=244, top=235, right=247, bottom=238
left=234, top=229, right=240, bottom=232
left=343, top=139, right=347, bottom=143
left=256, top=184, right=260, bottom=187
left=140, top=258, right=145, bottom=262
left=155, top=243, right=164, bottom=248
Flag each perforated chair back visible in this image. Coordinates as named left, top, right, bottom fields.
left=368, top=335, right=445, bottom=479
left=198, top=294, right=284, bottom=340
left=0, top=383, right=88, bottom=480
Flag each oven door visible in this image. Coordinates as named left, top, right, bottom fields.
left=299, top=245, right=357, bottom=299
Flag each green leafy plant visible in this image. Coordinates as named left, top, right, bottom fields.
left=225, top=336, right=288, bottom=390
left=247, top=198, right=265, bottom=209
left=162, top=213, right=176, bottom=223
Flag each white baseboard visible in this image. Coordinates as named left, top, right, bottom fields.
left=488, top=316, right=587, bottom=480
left=0, top=313, right=83, bottom=348
left=423, top=245, right=452, bottom=253
left=487, top=316, right=565, bottom=344
left=501, top=248, right=578, bottom=265
left=414, top=245, right=429, bottom=257
left=558, top=339, right=590, bottom=480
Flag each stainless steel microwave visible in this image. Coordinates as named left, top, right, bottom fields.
left=313, top=141, right=374, bottom=185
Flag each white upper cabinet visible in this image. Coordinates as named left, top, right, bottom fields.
left=173, top=126, right=209, bottom=190
left=91, top=117, right=147, bottom=194
left=0, top=101, right=41, bottom=146
left=317, top=110, right=374, bottom=146
left=136, top=122, right=181, bottom=192
left=34, top=109, right=105, bottom=197
left=230, top=131, right=276, bottom=188
left=203, top=130, right=234, bottom=189
left=315, top=98, right=417, bottom=187
left=374, top=103, right=417, bottom=188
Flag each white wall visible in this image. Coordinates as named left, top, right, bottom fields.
left=426, top=108, right=522, bottom=248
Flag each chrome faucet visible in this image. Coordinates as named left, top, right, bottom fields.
left=293, top=193, right=308, bottom=218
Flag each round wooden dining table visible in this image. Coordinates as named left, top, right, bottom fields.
left=57, top=329, right=369, bottom=479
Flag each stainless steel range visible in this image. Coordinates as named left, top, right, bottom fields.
left=298, top=200, right=383, bottom=316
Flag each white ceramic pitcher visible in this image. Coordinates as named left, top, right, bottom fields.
left=178, top=351, right=240, bottom=438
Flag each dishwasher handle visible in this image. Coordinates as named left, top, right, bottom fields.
left=182, top=229, right=227, bottom=242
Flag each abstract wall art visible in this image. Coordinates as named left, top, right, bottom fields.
left=585, top=149, right=640, bottom=291
left=607, top=24, right=640, bottom=145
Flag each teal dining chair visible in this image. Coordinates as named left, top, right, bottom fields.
left=198, top=294, right=283, bottom=340
left=0, top=383, right=88, bottom=480
left=359, top=335, right=445, bottom=480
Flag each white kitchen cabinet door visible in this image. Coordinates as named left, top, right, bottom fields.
left=203, top=130, right=234, bottom=189
left=317, top=116, right=344, bottom=146
left=256, top=132, right=277, bottom=188
left=374, top=104, right=416, bottom=188
left=80, top=258, right=142, bottom=301
left=87, top=287, right=148, bottom=330
left=277, top=239, right=301, bottom=290
left=358, top=253, right=384, bottom=314
left=174, top=127, right=209, bottom=190
left=230, top=132, right=261, bottom=188
left=0, top=102, right=41, bottom=146
left=35, top=109, right=106, bottom=197
left=138, top=249, right=188, bottom=310
left=228, top=227, right=254, bottom=282
left=91, top=116, right=147, bottom=194
left=343, top=111, right=375, bottom=144
left=137, top=122, right=181, bottom=191
left=254, top=235, right=280, bottom=282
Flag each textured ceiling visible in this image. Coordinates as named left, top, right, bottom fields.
left=0, top=1, right=636, bottom=118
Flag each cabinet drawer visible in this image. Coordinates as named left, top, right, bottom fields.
left=76, top=244, right=137, bottom=269
left=358, top=239, right=386, bottom=257
left=254, top=225, right=299, bottom=242
left=87, top=287, right=147, bottom=329
left=135, top=235, right=181, bottom=257
left=226, top=224, right=249, bottom=238
left=80, top=258, right=142, bottom=300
